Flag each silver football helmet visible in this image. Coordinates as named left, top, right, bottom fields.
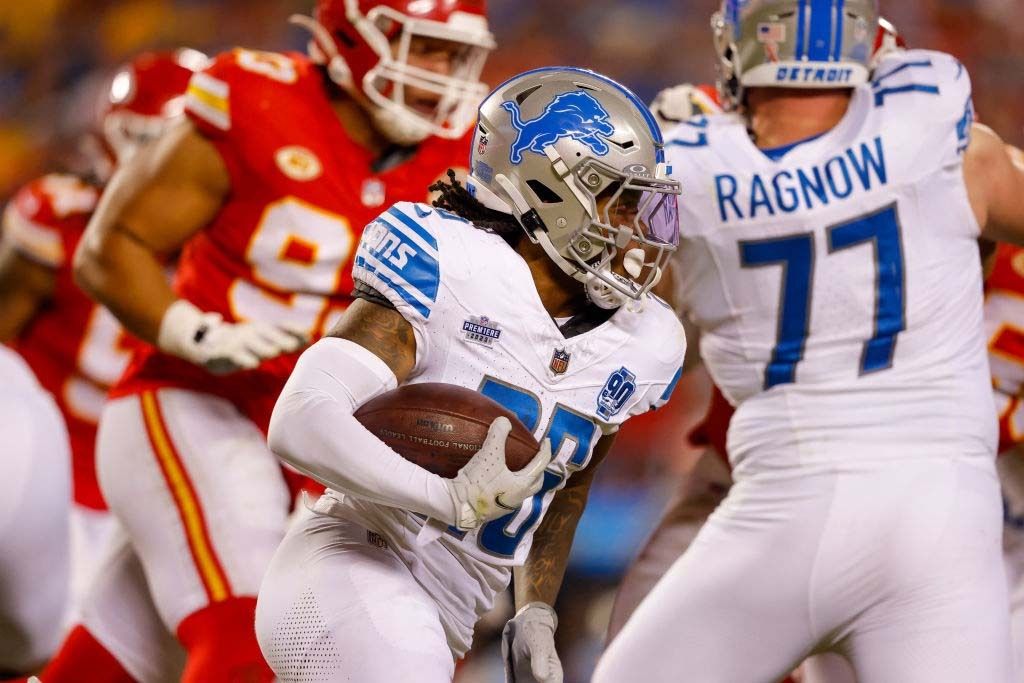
left=712, top=0, right=879, bottom=109
left=466, top=67, right=681, bottom=309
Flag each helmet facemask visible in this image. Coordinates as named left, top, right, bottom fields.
left=711, top=11, right=743, bottom=110
left=553, top=159, right=680, bottom=308
left=363, top=6, right=492, bottom=143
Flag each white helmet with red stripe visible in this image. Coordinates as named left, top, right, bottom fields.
left=291, top=0, right=495, bottom=145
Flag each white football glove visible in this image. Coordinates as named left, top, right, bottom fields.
left=649, top=83, right=722, bottom=132
left=157, top=299, right=307, bottom=375
left=502, top=602, right=562, bottom=683
left=444, top=417, right=551, bottom=531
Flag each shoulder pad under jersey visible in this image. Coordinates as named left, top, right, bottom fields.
left=352, top=202, right=459, bottom=322
left=184, top=49, right=315, bottom=136
left=871, top=49, right=974, bottom=154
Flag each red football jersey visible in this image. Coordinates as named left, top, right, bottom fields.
left=985, top=243, right=1024, bottom=453
left=112, top=49, right=473, bottom=430
left=5, top=174, right=134, bottom=510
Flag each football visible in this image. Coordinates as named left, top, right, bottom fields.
left=354, top=382, right=541, bottom=478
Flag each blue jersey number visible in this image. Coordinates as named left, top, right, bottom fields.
left=470, top=377, right=598, bottom=559
left=739, top=203, right=905, bottom=388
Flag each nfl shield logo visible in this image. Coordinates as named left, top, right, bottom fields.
left=550, top=348, right=571, bottom=375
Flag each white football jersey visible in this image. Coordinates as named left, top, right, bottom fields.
left=324, top=201, right=685, bottom=653
left=667, top=49, right=994, bottom=471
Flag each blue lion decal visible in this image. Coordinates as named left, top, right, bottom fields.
left=502, top=91, right=616, bottom=165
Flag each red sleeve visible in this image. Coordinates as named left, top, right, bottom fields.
left=184, top=49, right=307, bottom=138
left=987, top=244, right=1024, bottom=295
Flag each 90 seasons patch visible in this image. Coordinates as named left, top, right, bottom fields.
left=462, top=315, right=502, bottom=347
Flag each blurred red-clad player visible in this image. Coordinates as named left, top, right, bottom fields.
left=53, top=1, right=495, bottom=680
left=2, top=47, right=202, bottom=601
left=985, top=242, right=1024, bottom=678
left=0, top=50, right=203, bottom=679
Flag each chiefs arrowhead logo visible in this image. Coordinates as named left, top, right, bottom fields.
left=275, top=146, right=322, bottom=182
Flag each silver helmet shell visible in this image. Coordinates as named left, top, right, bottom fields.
left=467, top=67, right=681, bottom=308
left=712, top=0, right=879, bottom=109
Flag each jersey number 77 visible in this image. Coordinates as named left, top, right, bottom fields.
left=739, top=203, right=905, bottom=389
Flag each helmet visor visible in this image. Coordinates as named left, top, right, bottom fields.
left=599, top=175, right=682, bottom=248
left=563, top=159, right=682, bottom=302
left=638, top=186, right=680, bottom=246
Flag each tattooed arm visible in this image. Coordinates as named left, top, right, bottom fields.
left=514, top=435, right=615, bottom=608
left=267, top=296, right=465, bottom=522
left=501, top=436, right=614, bottom=682
left=328, top=297, right=417, bottom=383
left=269, top=294, right=545, bottom=529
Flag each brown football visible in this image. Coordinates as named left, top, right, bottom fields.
left=354, top=382, right=541, bottom=479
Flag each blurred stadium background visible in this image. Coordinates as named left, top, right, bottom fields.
left=2, top=1, right=1022, bottom=681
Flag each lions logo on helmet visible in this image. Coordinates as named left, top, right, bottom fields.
left=466, top=67, right=681, bottom=310
left=502, top=91, right=616, bottom=165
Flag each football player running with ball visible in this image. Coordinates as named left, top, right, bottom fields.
left=62, top=1, right=495, bottom=680
left=596, top=1, right=1024, bottom=682
left=256, top=67, right=687, bottom=682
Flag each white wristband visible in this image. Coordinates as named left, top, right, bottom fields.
left=156, top=299, right=216, bottom=363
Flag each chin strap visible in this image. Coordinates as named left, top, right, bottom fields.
left=585, top=271, right=628, bottom=310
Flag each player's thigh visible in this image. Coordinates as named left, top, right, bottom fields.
left=0, top=388, right=71, bottom=671
left=97, top=388, right=291, bottom=631
left=849, top=458, right=1012, bottom=683
left=596, top=475, right=827, bottom=683
left=66, top=505, right=117, bottom=624
left=257, top=509, right=454, bottom=683
left=81, top=524, right=185, bottom=683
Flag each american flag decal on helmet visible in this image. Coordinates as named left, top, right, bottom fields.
left=757, top=22, right=786, bottom=43
left=757, top=22, right=786, bottom=62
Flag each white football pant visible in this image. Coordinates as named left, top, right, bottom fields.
left=256, top=506, right=455, bottom=682
left=0, top=349, right=70, bottom=672
left=96, top=388, right=292, bottom=632
left=78, top=525, right=185, bottom=682
left=596, top=456, right=1012, bottom=683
